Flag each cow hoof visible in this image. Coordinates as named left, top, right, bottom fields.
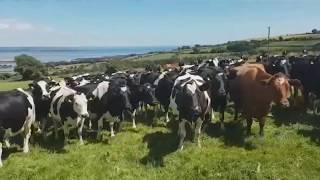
left=132, top=125, right=137, bottom=129
left=23, top=149, right=29, bottom=153
left=179, top=145, right=184, bottom=151
left=0, top=163, right=2, bottom=168
left=79, top=141, right=84, bottom=145
left=110, top=134, right=115, bottom=137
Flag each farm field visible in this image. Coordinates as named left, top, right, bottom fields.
left=0, top=81, right=320, bottom=179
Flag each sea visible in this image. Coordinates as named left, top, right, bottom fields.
left=0, top=46, right=176, bottom=62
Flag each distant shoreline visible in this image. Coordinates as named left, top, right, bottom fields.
left=0, top=46, right=177, bottom=62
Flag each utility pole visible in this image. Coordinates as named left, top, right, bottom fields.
left=267, top=26, right=271, bottom=60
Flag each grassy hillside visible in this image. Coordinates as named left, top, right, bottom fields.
left=1, top=81, right=320, bottom=179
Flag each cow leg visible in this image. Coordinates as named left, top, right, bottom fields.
left=178, top=118, right=186, bottom=150
left=194, top=118, right=203, bottom=148
left=110, top=122, right=115, bottom=137
left=4, top=129, right=11, bottom=147
left=164, top=106, right=170, bottom=123
left=63, top=123, right=70, bottom=145
left=211, top=108, right=215, bottom=121
left=0, top=143, right=2, bottom=167
left=219, top=107, right=225, bottom=130
left=132, top=109, right=137, bottom=128
left=41, top=118, right=48, bottom=139
left=23, top=126, right=31, bottom=153
left=246, top=118, right=253, bottom=136
left=234, top=107, right=239, bottom=122
left=53, top=119, right=59, bottom=140
left=259, top=118, right=266, bottom=137
left=97, top=115, right=104, bottom=140
left=77, top=118, right=85, bottom=145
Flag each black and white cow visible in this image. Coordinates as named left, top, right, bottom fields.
left=127, top=72, right=158, bottom=128
left=170, top=73, right=211, bottom=150
left=50, top=86, right=89, bottom=145
left=28, top=79, right=60, bottom=135
left=155, top=69, right=180, bottom=122
left=88, top=77, right=132, bottom=139
left=197, top=66, right=228, bottom=129
left=0, top=88, right=36, bottom=167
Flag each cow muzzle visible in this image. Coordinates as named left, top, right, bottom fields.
left=81, top=113, right=89, bottom=118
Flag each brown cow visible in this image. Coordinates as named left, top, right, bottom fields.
left=229, top=65, right=301, bottom=136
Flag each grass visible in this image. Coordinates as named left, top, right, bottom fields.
left=1, top=81, right=320, bottom=179
left=0, top=80, right=30, bottom=91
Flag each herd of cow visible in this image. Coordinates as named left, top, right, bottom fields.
left=0, top=55, right=319, bottom=167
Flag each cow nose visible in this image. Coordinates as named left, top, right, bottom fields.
left=281, top=100, right=290, bottom=108
left=219, top=89, right=226, bottom=96
left=81, top=113, right=89, bottom=118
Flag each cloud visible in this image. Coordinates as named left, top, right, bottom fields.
left=0, top=18, right=36, bottom=31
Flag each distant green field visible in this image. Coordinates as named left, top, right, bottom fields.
left=0, top=80, right=30, bottom=91
left=1, top=81, right=320, bottom=179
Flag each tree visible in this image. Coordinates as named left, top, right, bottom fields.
left=312, top=29, right=318, bottom=34
left=278, top=36, right=284, bottom=41
left=14, top=54, right=47, bottom=80
left=226, top=41, right=256, bottom=52
left=192, top=47, right=201, bottom=54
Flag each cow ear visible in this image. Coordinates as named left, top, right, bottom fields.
left=289, top=79, right=302, bottom=89
left=28, top=83, right=35, bottom=89
left=199, top=82, right=209, bottom=91
left=66, top=95, right=74, bottom=103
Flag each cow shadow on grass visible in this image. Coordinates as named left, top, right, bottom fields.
left=297, top=128, right=320, bottom=145
left=204, top=121, right=256, bottom=149
left=1, top=135, right=23, bottom=160
left=140, top=130, right=178, bottom=167
left=271, top=106, right=320, bottom=128
left=31, top=132, right=67, bottom=153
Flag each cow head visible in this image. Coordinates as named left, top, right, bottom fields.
left=29, top=80, right=51, bottom=100
left=175, top=81, right=203, bottom=121
left=261, top=73, right=302, bottom=108
left=199, top=68, right=227, bottom=97
left=139, top=83, right=158, bottom=106
left=66, top=92, right=89, bottom=118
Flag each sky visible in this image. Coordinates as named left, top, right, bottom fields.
left=0, top=0, right=319, bottom=47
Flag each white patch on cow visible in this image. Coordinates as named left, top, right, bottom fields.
left=278, top=77, right=285, bottom=85
left=77, top=79, right=90, bottom=87
left=120, top=86, right=127, bottom=92
left=129, top=74, right=135, bottom=78
left=280, top=59, right=287, bottom=65
left=174, top=73, right=205, bottom=88
left=186, top=82, right=197, bottom=94
left=72, top=73, right=90, bottom=80
left=92, top=81, right=110, bottom=100
left=218, top=72, right=224, bottom=76
left=154, top=71, right=167, bottom=86
left=112, top=71, right=125, bottom=76
left=146, top=85, right=151, bottom=89
left=50, top=86, right=76, bottom=120
left=182, top=64, right=194, bottom=70
left=37, top=80, right=50, bottom=97
left=213, top=58, right=219, bottom=67
left=204, top=91, right=211, bottom=113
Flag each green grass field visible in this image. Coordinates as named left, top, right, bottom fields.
left=1, top=81, right=320, bottom=179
